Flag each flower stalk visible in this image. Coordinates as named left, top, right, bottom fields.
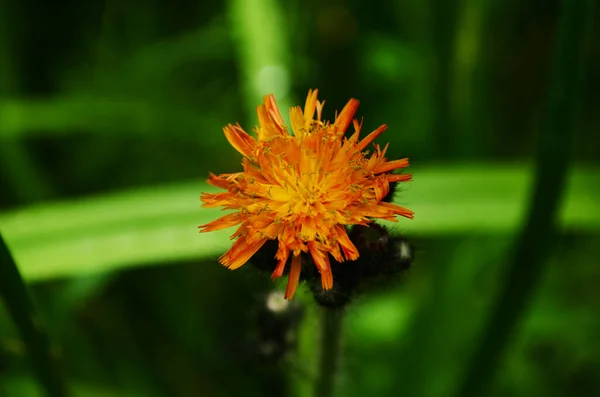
left=314, top=309, right=344, bottom=397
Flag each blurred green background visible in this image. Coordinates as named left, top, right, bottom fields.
left=1, top=0, right=599, bottom=396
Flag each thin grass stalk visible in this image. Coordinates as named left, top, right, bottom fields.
left=0, top=233, right=68, bottom=397
left=454, top=0, right=595, bottom=395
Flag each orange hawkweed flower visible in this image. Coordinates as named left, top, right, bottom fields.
left=199, top=89, right=413, bottom=300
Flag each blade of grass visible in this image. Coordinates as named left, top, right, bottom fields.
left=0, top=97, right=226, bottom=140
left=0, top=164, right=598, bottom=283
left=0, top=233, right=69, bottom=397
left=228, top=0, right=293, bottom=119
left=454, top=0, right=595, bottom=396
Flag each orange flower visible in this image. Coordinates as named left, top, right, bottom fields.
left=199, top=89, right=413, bottom=300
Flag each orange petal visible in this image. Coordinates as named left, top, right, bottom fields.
left=354, top=204, right=393, bottom=218
left=230, top=224, right=248, bottom=240
left=316, top=100, right=325, bottom=121
left=320, top=266, right=333, bottom=290
left=357, top=124, right=388, bottom=151
left=335, top=225, right=359, bottom=261
left=198, top=213, right=241, bottom=232
left=303, top=89, right=319, bottom=129
left=306, top=242, right=334, bottom=290
left=348, top=118, right=363, bottom=143
left=330, top=243, right=344, bottom=263
left=223, top=124, right=257, bottom=158
left=284, top=254, right=302, bottom=300
left=307, top=241, right=328, bottom=271
left=379, top=202, right=415, bottom=219
left=334, top=98, right=359, bottom=135
left=206, top=173, right=230, bottom=189
left=220, top=237, right=267, bottom=270
left=372, top=158, right=410, bottom=174
left=387, top=173, right=412, bottom=183
left=290, top=106, right=305, bottom=137
left=271, top=242, right=290, bottom=280
left=257, top=95, right=285, bottom=139
left=266, top=94, right=286, bottom=133
left=200, top=192, right=235, bottom=208
left=373, top=178, right=390, bottom=201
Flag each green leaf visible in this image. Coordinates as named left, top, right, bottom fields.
left=0, top=164, right=598, bottom=282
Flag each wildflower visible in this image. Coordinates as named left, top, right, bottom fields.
left=199, top=90, right=413, bottom=300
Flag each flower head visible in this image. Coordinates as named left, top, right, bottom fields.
left=199, top=90, right=413, bottom=300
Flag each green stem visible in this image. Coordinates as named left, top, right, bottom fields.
left=454, top=0, right=595, bottom=396
left=0, top=233, right=68, bottom=397
left=314, top=309, right=344, bottom=397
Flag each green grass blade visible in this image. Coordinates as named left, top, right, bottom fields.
left=0, top=164, right=598, bottom=283
left=454, top=0, right=596, bottom=395
left=0, top=233, right=69, bottom=396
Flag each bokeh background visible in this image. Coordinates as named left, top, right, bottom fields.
left=1, top=0, right=599, bottom=396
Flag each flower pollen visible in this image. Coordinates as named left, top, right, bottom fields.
left=199, top=89, right=413, bottom=300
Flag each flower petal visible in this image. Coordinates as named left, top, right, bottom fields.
left=333, top=98, right=359, bottom=135
left=290, top=106, right=306, bottom=137
left=198, top=212, right=241, bottom=232
left=271, top=242, right=290, bottom=280
left=267, top=94, right=286, bottom=133
left=320, top=265, right=333, bottom=290
left=206, top=173, right=230, bottom=189
left=372, top=158, right=410, bottom=174
left=387, top=173, right=412, bottom=183
left=220, top=237, right=268, bottom=270
left=284, top=254, right=302, bottom=300
left=257, top=95, right=286, bottom=139
left=304, top=89, right=319, bottom=129
left=357, top=124, right=388, bottom=151
left=379, top=201, right=415, bottom=219
left=335, top=225, right=359, bottom=261
left=223, top=124, right=257, bottom=158
left=200, top=192, right=234, bottom=208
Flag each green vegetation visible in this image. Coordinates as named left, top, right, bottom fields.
left=1, top=0, right=598, bottom=396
